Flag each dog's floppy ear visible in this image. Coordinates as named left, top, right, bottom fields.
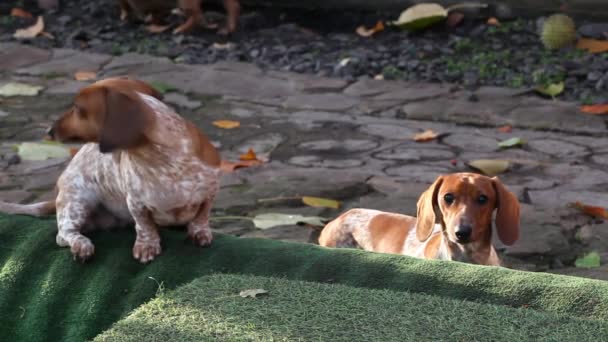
left=99, top=88, right=152, bottom=153
left=416, top=176, right=444, bottom=242
left=492, top=177, right=520, bottom=245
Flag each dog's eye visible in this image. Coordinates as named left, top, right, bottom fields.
left=76, top=107, right=87, bottom=119
left=443, top=193, right=455, bottom=204
left=478, top=195, right=488, bottom=204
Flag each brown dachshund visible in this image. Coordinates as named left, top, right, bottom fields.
left=0, top=77, right=221, bottom=263
left=119, top=0, right=240, bottom=34
left=319, top=173, right=520, bottom=266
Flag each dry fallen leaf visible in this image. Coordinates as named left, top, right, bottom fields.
left=11, top=8, right=33, bottom=18
left=497, top=137, right=525, bottom=149
left=17, top=142, right=70, bottom=161
left=497, top=125, right=513, bottom=133
left=302, top=196, right=341, bottom=209
left=466, top=159, right=510, bottom=176
left=220, top=159, right=262, bottom=173
left=576, top=38, right=608, bottom=53
left=212, top=120, right=241, bottom=129
left=355, top=20, right=385, bottom=37
left=74, top=71, right=97, bottom=81
left=487, top=17, right=500, bottom=26
left=535, top=82, right=564, bottom=98
left=212, top=42, right=235, bottom=50
left=413, top=129, right=440, bottom=142
left=570, top=201, right=608, bottom=219
left=146, top=24, right=171, bottom=33
left=239, top=148, right=259, bottom=161
left=0, top=82, right=43, bottom=97
left=14, top=16, right=45, bottom=39
left=239, top=289, right=268, bottom=298
left=580, top=104, right=608, bottom=115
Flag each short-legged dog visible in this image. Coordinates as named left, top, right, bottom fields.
left=318, top=173, right=520, bottom=266
left=0, top=77, right=221, bottom=263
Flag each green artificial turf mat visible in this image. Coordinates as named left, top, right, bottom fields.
left=95, top=273, right=608, bottom=342
left=2, top=214, right=608, bottom=341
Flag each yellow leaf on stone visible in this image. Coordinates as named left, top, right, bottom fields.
left=413, top=129, right=440, bottom=142
left=536, top=82, right=564, bottom=97
left=302, top=196, right=341, bottom=209
left=0, top=82, right=43, bottom=97
left=392, top=4, right=448, bottom=30
left=466, top=159, right=510, bottom=176
left=14, top=16, right=45, bottom=39
left=17, top=142, right=70, bottom=161
left=74, top=71, right=97, bottom=81
left=213, top=120, right=241, bottom=129
left=239, top=148, right=259, bottom=161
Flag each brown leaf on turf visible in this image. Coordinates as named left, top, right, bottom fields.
left=497, top=125, right=513, bottom=133
left=74, top=71, right=97, bottom=81
left=212, top=120, right=241, bottom=129
left=576, top=38, right=608, bottom=53
left=487, top=17, right=500, bottom=26
left=580, top=104, right=608, bottom=115
left=13, top=16, right=45, bottom=39
left=220, top=159, right=262, bottom=173
left=146, top=24, right=171, bottom=33
left=239, top=148, right=259, bottom=161
left=570, top=201, right=608, bottom=219
left=355, top=21, right=384, bottom=37
left=11, top=8, right=33, bottom=18
left=446, top=12, right=464, bottom=27
left=413, top=129, right=440, bottom=142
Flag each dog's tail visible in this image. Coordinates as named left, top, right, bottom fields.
left=0, top=200, right=56, bottom=216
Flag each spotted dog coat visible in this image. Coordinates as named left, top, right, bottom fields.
left=0, top=78, right=221, bottom=263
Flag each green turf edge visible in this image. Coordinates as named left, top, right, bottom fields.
left=94, top=273, right=608, bottom=342
left=2, top=214, right=608, bottom=342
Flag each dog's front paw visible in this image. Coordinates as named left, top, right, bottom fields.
left=187, top=226, right=213, bottom=247
left=132, top=240, right=162, bottom=263
left=70, top=237, right=95, bottom=262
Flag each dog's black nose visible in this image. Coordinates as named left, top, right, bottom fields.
left=455, top=224, right=472, bottom=242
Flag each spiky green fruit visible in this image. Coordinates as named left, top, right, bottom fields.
left=541, top=14, right=576, bottom=50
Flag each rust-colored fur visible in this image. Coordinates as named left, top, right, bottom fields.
left=318, top=173, right=520, bottom=266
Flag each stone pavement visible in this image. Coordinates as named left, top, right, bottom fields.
left=1, top=42, right=607, bottom=278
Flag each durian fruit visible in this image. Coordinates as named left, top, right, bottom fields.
left=541, top=14, right=576, bottom=50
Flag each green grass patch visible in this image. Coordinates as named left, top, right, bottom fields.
left=95, top=274, right=608, bottom=342
left=2, top=214, right=608, bottom=341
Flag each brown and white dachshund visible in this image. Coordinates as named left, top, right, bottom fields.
left=119, top=0, right=241, bottom=34
left=319, top=173, right=520, bottom=266
left=0, top=77, right=221, bottom=263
